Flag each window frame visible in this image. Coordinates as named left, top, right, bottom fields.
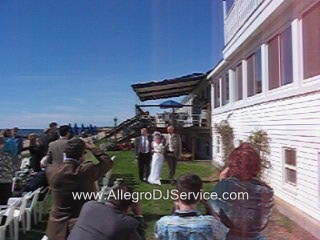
left=283, top=147, right=297, bottom=187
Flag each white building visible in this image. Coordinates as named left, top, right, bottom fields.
left=210, top=0, right=320, bottom=223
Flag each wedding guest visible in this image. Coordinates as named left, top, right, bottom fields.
left=68, top=185, right=145, bottom=240
left=41, top=122, right=59, bottom=154
left=155, top=173, right=229, bottom=239
left=0, top=136, right=19, bottom=204
left=164, top=126, right=182, bottom=185
left=47, top=125, right=71, bottom=165
left=135, top=128, right=152, bottom=182
left=12, top=127, right=23, bottom=155
left=210, top=143, right=273, bottom=240
left=28, top=134, right=45, bottom=172
left=46, top=138, right=114, bottom=240
left=1, top=128, right=18, bottom=156
left=148, top=132, right=165, bottom=185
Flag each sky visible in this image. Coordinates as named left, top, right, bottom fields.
left=0, top=0, right=224, bottom=129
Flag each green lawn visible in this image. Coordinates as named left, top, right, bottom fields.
left=24, top=150, right=219, bottom=240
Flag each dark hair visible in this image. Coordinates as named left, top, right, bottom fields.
left=1, top=129, right=11, bottom=138
left=49, top=122, right=57, bottom=128
left=109, top=185, right=134, bottom=210
left=0, top=136, right=4, bottom=145
left=59, top=125, right=70, bottom=137
left=228, top=143, right=261, bottom=181
left=176, top=173, right=202, bottom=205
left=64, top=138, right=85, bottom=160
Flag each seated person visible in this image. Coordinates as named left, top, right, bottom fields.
left=68, top=185, right=145, bottom=240
left=19, top=157, right=49, bottom=200
left=155, top=173, right=229, bottom=240
left=210, top=143, right=274, bottom=240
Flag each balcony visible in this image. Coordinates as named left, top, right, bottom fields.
left=224, top=0, right=264, bottom=44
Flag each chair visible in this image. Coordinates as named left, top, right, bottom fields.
left=0, top=204, right=15, bottom=240
left=25, top=188, right=41, bottom=231
left=1, top=192, right=30, bottom=240
left=37, top=187, right=50, bottom=222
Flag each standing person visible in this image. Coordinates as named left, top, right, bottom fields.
left=135, top=128, right=152, bottom=182
left=148, top=132, right=165, bottom=185
left=164, top=126, right=182, bottom=184
left=68, top=185, right=145, bottom=240
left=155, top=173, right=229, bottom=240
left=0, top=128, right=18, bottom=156
left=28, top=134, right=45, bottom=172
left=46, top=138, right=113, bottom=240
left=12, top=127, right=23, bottom=155
left=41, top=122, right=59, bottom=154
left=47, top=125, right=71, bottom=165
left=0, top=136, right=19, bottom=204
left=210, top=143, right=274, bottom=240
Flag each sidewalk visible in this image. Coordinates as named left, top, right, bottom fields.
left=263, top=197, right=320, bottom=240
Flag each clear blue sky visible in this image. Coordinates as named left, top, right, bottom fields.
left=0, top=0, right=224, bottom=128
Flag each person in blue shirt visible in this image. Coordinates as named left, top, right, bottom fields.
left=155, top=173, right=229, bottom=240
left=1, top=128, right=18, bottom=156
left=12, top=127, right=23, bottom=155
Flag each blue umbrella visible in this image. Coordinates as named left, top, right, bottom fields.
left=93, top=125, right=98, bottom=135
left=159, top=100, right=183, bottom=109
left=80, top=124, right=86, bottom=134
left=73, top=123, right=79, bottom=135
left=89, top=124, right=94, bottom=135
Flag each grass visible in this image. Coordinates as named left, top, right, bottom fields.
left=22, top=150, right=219, bottom=240
left=106, top=150, right=219, bottom=239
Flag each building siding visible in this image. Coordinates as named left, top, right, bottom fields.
left=212, top=91, right=320, bottom=221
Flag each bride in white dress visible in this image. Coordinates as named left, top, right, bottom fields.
left=148, top=132, right=164, bottom=185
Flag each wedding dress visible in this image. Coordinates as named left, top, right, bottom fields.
left=147, top=141, right=164, bottom=185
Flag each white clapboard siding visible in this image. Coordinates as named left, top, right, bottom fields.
left=212, top=91, right=320, bottom=221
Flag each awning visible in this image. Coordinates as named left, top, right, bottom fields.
left=131, top=73, right=206, bottom=101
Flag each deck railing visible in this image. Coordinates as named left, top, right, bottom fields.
left=224, top=0, right=264, bottom=44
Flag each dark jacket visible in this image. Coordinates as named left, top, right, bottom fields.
left=19, top=170, right=48, bottom=200
left=210, top=177, right=273, bottom=240
left=135, top=135, right=152, bottom=156
left=28, top=144, right=45, bottom=172
left=46, top=147, right=113, bottom=240
left=68, top=201, right=145, bottom=240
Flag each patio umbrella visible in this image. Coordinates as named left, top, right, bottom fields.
left=159, top=100, right=183, bottom=127
left=89, top=124, right=94, bottom=135
left=159, top=100, right=183, bottom=109
left=73, top=123, right=78, bottom=136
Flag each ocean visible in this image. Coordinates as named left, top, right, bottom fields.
left=16, top=129, right=44, bottom=137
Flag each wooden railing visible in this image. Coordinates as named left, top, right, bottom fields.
left=224, top=0, right=264, bottom=44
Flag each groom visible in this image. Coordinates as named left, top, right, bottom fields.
left=164, top=125, right=182, bottom=185
left=135, top=128, right=152, bottom=182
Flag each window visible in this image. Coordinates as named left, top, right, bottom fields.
left=213, top=80, right=220, bottom=108
left=302, top=3, right=320, bottom=79
left=221, top=73, right=230, bottom=106
left=284, top=148, right=297, bottom=185
left=268, top=26, right=293, bottom=90
left=247, top=49, right=262, bottom=97
left=234, top=63, right=243, bottom=101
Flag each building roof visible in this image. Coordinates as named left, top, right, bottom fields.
left=131, top=73, right=206, bottom=101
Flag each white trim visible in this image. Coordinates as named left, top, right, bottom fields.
left=318, top=152, right=320, bottom=205
left=291, top=19, right=301, bottom=88
left=261, top=43, right=268, bottom=97
left=242, top=59, right=248, bottom=100
left=229, top=69, right=235, bottom=105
